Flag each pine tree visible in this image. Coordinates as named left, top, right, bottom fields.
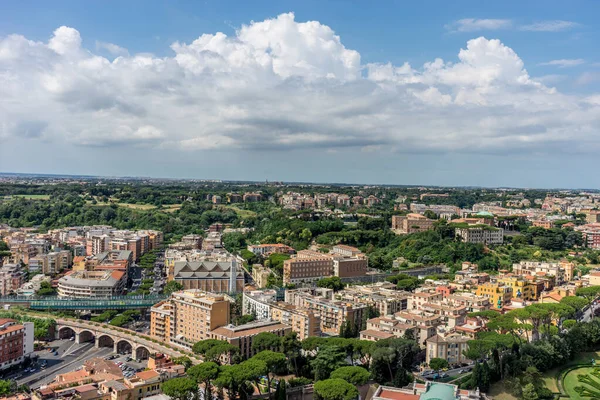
left=522, top=383, right=539, bottom=400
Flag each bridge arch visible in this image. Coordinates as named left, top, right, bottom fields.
left=135, top=345, right=150, bottom=360
left=116, top=339, right=133, bottom=355
left=58, top=326, right=76, bottom=339
left=97, top=334, right=115, bottom=348
left=78, top=330, right=95, bottom=343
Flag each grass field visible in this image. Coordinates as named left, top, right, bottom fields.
left=10, top=194, right=51, bottom=200
left=487, top=385, right=517, bottom=400
left=117, top=203, right=157, bottom=210
left=161, top=204, right=182, bottom=213
left=220, top=205, right=257, bottom=219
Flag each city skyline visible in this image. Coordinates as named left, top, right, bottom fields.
left=1, top=1, right=600, bottom=187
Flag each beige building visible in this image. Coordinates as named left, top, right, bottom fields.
left=171, top=259, right=244, bottom=292
left=512, top=260, right=574, bottom=284
left=283, top=252, right=333, bottom=285
left=426, top=331, right=470, bottom=365
left=209, top=320, right=291, bottom=359
left=57, top=270, right=126, bottom=298
left=251, top=265, right=272, bottom=289
left=336, top=283, right=409, bottom=316
left=455, top=226, right=504, bottom=245
left=150, top=290, right=231, bottom=348
left=391, top=213, right=435, bottom=234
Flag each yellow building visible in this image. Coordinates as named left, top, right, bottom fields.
left=497, top=276, right=540, bottom=301
left=270, top=303, right=321, bottom=340
left=475, top=282, right=513, bottom=309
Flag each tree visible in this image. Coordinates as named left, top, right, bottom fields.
left=187, top=361, right=219, bottom=400
left=317, top=276, right=345, bottom=291
left=330, top=366, right=370, bottom=386
left=310, top=346, right=348, bottom=381
left=522, top=383, right=539, bottom=400
left=193, top=339, right=240, bottom=363
left=314, top=379, right=359, bottom=400
left=252, top=351, right=287, bottom=399
left=36, top=280, right=55, bottom=296
left=428, top=358, right=449, bottom=371
left=281, top=331, right=302, bottom=375
left=252, top=332, right=281, bottom=353
left=172, top=356, right=192, bottom=370
left=162, top=377, right=197, bottom=400
left=164, top=281, right=183, bottom=295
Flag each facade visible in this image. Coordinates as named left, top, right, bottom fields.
left=57, top=270, right=126, bottom=298
left=251, top=266, right=272, bottom=289
left=283, top=252, right=334, bottom=285
left=209, top=320, right=291, bottom=359
left=336, top=284, right=409, bottom=316
left=150, top=290, right=231, bottom=348
left=391, top=214, right=435, bottom=234
left=455, top=226, right=504, bottom=245
left=426, top=331, right=470, bottom=364
left=0, top=319, right=34, bottom=371
left=0, top=264, right=26, bottom=296
left=475, top=282, right=513, bottom=309
left=247, top=244, right=294, bottom=256
left=171, top=259, right=243, bottom=292
left=512, top=260, right=574, bottom=284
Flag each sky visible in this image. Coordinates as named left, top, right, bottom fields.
left=1, top=0, right=600, bottom=188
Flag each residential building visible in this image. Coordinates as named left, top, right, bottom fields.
left=0, top=319, right=34, bottom=371
left=57, top=270, right=126, bottom=298
left=336, top=283, right=409, bottom=315
left=283, top=252, right=334, bottom=285
left=532, top=219, right=555, bottom=229
left=247, top=244, right=295, bottom=256
left=150, top=290, right=231, bottom=348
left=391, top=213, right=435, bottom=234
left=285, top=288, right=367, bottom=335
left=512, top=260, right=574, bottom=284
left=209, top=320, right=291, bottom=359
left=360, top=316, right=414, bottom=342
left=0, top=264, right=26, bottom=296
left=372, top=382, right=484, bottom=400
left=243, top=193, right=262, bottom=202
left=251, top=265, right=272, bottom=289
left=475, top=282, right=513, bottom=309
left=426, top=331, right=470, bottom=365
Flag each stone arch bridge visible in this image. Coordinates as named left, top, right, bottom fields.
left=55, top=319, right=199, bottom=363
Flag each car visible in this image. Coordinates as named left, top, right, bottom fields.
left=458, top=369, right=465, bottom=374
left=117, top=362, right=123, bottom=366
left=440, top=373, right=448, bottom=378
left=69, top=337, right=75, bottom=341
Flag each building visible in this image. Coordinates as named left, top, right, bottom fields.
left=93, top=251, right=133, bottom=273
left=532, top=219, right=555, bottom=229
left=360, top=316, right=414, bottom=342
left=426, top=331, right=470, bottom=365
left=150, top=290, right=231, bottom=348
left=171, top=259, right=243, bottom=292
left=57, top=270, right=126, bottom=298
left=455, top=226, right=504, bottom=245
left=575, top=223, right=600, bottom=249
left=243, top=193, right=262, bottom=202
left=497, top=275, right=541, bottom=301
left=0, top=319, right=34, bottom=371
left=372, top=382, right=484, bottom=400
left=512, top=260, right=574, bottom=284
left=0, top=264, right=26, bottom=296
left=251, top=265, right=272, bottom=289
left=336, top=283, right=409, bottom=316
left=247, top=244, right=295, bottom=256
left=283, top=252, right=334, bottom=285
left=475, top=282, right=513, bottom=309
left=285, top=288, right=367, bottom=335
left=209, top=320, right=291, bottom=359
left=391, top=214, right=435, bottom=234
left=330, top=245, right=368, bottom=278
left=29, top=251, right=72, bottom=275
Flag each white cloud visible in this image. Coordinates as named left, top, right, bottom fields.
left=520, top=20, right=580, bottom=32
left=446, top=19, right=512, bottom=32
left=1, top=13, right=600, bottom=156
left=96, top=41, right=129, bottom=57
left=539, top=59, right=585, bottom=68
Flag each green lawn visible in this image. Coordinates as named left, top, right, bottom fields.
left=563, top=366, right=597, bottom=400
left=487, top=384, right=517, bottom=400
left=220, top=205, right=257, bottom=219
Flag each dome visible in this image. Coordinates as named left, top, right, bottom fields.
left=476, top=211, right=494, bottom=217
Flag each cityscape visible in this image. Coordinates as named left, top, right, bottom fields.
left=1, top=1, right=600, bottom=400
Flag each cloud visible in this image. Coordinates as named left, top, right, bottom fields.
left=1, top=12, right=600, bottom=156
left=520, top=20, right=580, bottom=32
left=445, top=19, right=512, bottom=32
left=96, top=41, right=129, bottom=57
left=576, top=72, right=600, bottom=85
left=539, top=59, right=585, bottom=68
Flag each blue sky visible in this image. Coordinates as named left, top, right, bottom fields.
left=1, top=1, right=599, bottom=187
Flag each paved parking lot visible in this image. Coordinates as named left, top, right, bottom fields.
left=12, top=338, right=148, bottom=389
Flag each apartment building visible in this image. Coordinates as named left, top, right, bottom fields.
left=243, top=193, right=262, bottom=202
left=391, top=213, right=435, bottom=234
left=393, top=311, right=441, bottom=346
left=0, top=264, right=26, bottom=296
left=360, top=316, right=414, bottom=342
left=247, top=244, right=295, bottom=256
left=497, top=275, right=542, bottom=301
left=455, top=226, right=504, bottom=245
left=336, top=284, right=409, bottom=316
left=0, top=319, right=34, bottom=371
left=57, top=270, right=126, bottom=298
left=242, top=290, right=320, bottom=340
left=251, top=265, right=272, bottom=289
left=150, top=290, right=231, bottom=348
left=285, top=288, right=367, bottom=335
left=512, top=260, right=574, bottom=284
left=330, top=245, right=368, bottom=278
left=532, top=219, right=555, bottom=229
left=209, top=320, right=291, bottom=359
left=445, top=293, right=491, bottom=313
left=407, top=291, right=443, bottom=310
left=426, top=331, right=470, bottom=365
left=475, top=282, right=513, bottom=309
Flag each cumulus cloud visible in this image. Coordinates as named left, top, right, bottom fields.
left=96, top=41, right=129, bottom=57
left=520, top=20, right=580, bottom=32
left=1, top=12, right=600, bottom=155
left=539, top=59, right=585, bottom=68
left=445, top=19, right=512, bottom=32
